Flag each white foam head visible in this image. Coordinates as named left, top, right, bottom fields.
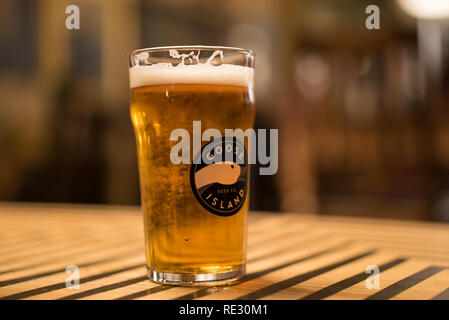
left=129, top=50, right=254, bottom=88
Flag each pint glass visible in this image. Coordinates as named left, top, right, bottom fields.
left=129, top=46, right=255, bottom=285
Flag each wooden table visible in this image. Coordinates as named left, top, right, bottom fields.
left=0, top=203, right=448, bottom=300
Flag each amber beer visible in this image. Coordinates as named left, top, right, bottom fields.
left=129, top=46, right=255, bottom=285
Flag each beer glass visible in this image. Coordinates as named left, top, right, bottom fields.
left=129, top=46, right=255, bottom=285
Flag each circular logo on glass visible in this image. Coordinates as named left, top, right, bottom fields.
left=190, top=137, right=249, bottom=217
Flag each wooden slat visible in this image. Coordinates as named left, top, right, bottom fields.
left=391, top=269, right=449, bottom=300
left=325, top=260, right=436, bottom=300
left=259, top=251, right=401, bottom=300
left=0, top=202, right=448, bottom=300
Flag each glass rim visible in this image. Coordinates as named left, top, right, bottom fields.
left=129, top=45, right=254, bottom=58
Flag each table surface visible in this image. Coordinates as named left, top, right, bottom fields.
left=0, top=203, right=448, bottom=300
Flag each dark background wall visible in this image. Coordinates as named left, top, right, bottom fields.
left=1, top=0, right=449, bottom=221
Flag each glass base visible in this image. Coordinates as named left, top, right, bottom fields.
left=148, top=266, right=245, bottom=286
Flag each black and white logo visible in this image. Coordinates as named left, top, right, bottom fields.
left=190, top=137, right=249, bottom=216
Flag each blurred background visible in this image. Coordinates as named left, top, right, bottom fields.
left=1, top=0, right=449, bottom=221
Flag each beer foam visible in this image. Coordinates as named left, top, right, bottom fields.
left=129, top=63, right=254, bottom=88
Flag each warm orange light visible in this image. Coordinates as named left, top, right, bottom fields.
left=397, top=0, right=449, bottom=19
